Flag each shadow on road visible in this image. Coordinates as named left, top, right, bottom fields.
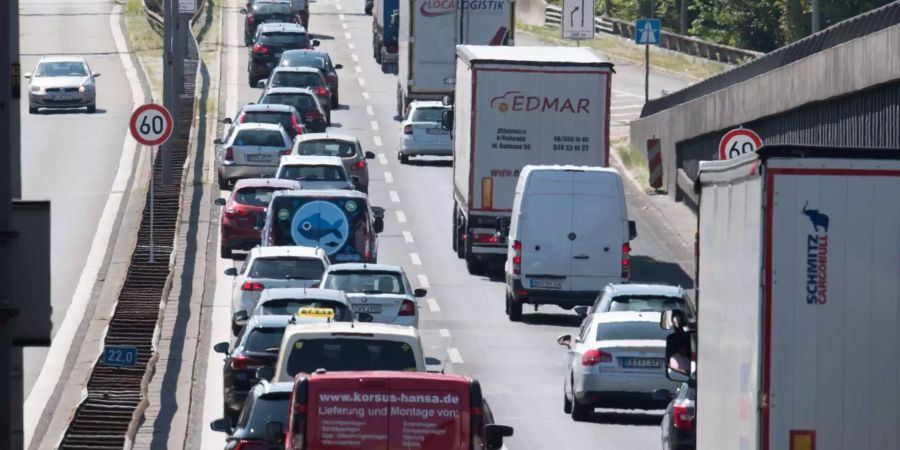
left=403, top=158, right=452, bottom=168
left=522, top=313, right=582, bottom=328
left=630, top=255, right=694, bottom=288
left=33, top=108, right=107, bottom=115
left=584, top=410, right=664, bottom=426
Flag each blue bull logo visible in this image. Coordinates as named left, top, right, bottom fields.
left=291, top=201, right=350, bottom=255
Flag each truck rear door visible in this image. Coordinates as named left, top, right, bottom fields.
left=409, top=0, right=456, bottom=94
left=520, top=172, right=574, bottom=291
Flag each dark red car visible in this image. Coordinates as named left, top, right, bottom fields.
left=216, top=178, right=301, bottom=259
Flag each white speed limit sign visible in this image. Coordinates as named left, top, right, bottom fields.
left=129, top=104, right=174, bottom=146
left=718, top=128, right=762, bottom=160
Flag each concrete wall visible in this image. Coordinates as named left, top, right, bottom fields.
left=629, top=22, right=900, bottom=197
left=516, top=0, right=546, bottom=27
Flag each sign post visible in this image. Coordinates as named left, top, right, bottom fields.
left=635, top=18, right=661, bottom=102
left=129, top=104, right=174, bottom=262
left=718, top=128, right=763, bottom=160
left=562, top=0, right=594, bottom=42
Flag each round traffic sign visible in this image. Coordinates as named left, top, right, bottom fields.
left=718, top=128, right=762, bottom=160
left=129, top=104, right=174, bottom=146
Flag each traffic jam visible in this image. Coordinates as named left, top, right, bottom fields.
left=210, top=0, right=696, bottom=448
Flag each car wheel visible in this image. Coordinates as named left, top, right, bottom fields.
left=248, top=76, right=258, bottom=88
left=563, top=390, right=573, bottom=414
left=87, top=103, right=96, bottom=114
left=452, top=207, right=458, bottom=252
left=29, top=105, right=38, bottom=114
left=508, top=294, right=523, bottom=322
left=217, top=173, right=230, bottom=190
left=221, top=245, right=233, bottom=260
left=326, top=110, right=332, bottom=126
left=375, top=44, right=382, bottom=63
left=365, top=5, right=373, bottom=14
left=456, top=217, right=466, bottom=259
left=398, top=151, right=409, bottom=164
left=331, top=93, right=339, bottom=108
left=570, top=396, right=591, bottom=422
left=465, top=253, right=484, bottom=275
left=231, top=320, right=241, bottom=337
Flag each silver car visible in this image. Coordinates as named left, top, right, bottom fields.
left=558, top=311, right=679, bottom=421
left=215, top=122, right=293, bottom=187
left=275, top=155, right=355, bottom=191
left=398, top=101, right=451, bottom=163
left=292, top=133, right=375, bottom=193
left=25, top=56, right=100, bottom=113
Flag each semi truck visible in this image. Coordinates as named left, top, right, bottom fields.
left=396, top=0, right=515, bottom=117
left=446, top=45, right=613, bottom=274
left=372, top=0, right=399, bottom=72
left=666, top=145, right=900, bottom=450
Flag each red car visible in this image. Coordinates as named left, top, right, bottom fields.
left=216, top=178, right=301, bottom=259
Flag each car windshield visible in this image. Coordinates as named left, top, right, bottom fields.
left=233, top=187, right=279, bottom=207
left=608, top=295, right=687, bottom=313
left=322, top=271, right=405, bottom=294
left=233, top=129, right=286, bottom=147
left=262, top=32, right=309, bottom=47
left=285, top=338, right=417, bottom=376
left=35, top=61, right=87, bottom=77
left=261, top=93, right=317, bottom=113
left=282, top=53, right=326, bottom=69
left=242, top=111, right=293, bottom=130
left=235, top=394, right=290, bottom=439
left=411, top=107, right=445, bottom=123
left=248, top=257, right=326, bottom=280
left=258, top=298, right=352, bottom=321
left=272, top=72, right=323, bottom=88
left=253, top=3, right=291, bottom=14
left=297, top=140, right=356, bottom=158
left=279, top=164, right=346, bottom=182
left=243, top=327, right=286, bottom=353
left=596, top=321, right=671, bottom=341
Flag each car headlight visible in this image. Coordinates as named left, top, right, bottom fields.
left=31, top=85, right=45, bottom=94
left=79, top=85, right=86, bottom=93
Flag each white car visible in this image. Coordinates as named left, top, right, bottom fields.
left=25, top=56, right=100, bottom=114
left=558, top=311, right=679, bottom=421
left=252, top=287, right=355, bottom=322
left=225, top=246, right=329, bottom=335
left=216, top=122, right=293, bottom=188
left=319, top=263, right=426, bottom=327
left=590, top=284, right=694, bottom=317
left=398, top=101, right=452, bottom=163
left=275, top=155, right=356, bottom=191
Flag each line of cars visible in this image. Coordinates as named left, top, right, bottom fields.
left=211, top=2, right=514, bottom=448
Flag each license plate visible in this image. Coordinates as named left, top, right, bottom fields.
left=246, top=154, right=273, bottom=162
left=622, top=357, right=663, bottom=369
left=352, top=304, right=382, bottom=314
left=529, top=278, right=562, bottom=289
left=426, top=128, right=447, bottom=135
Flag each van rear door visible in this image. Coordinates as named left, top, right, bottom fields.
left=520, top=171, right=574, bottom=291
left=570, top=171, right=626, bottom=291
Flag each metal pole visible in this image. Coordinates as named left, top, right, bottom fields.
left=811, top=0, right=820, bottom=33
left=150, top=146, right=155, bottom=263
left=644, top=42, right=649, bottom=102
left=162, top=0, right=174, bottom=185
left=680, top=0, right=688, bottom=35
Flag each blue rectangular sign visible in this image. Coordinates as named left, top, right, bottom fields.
left=635, top=18, right=661, bottom=45
left=103, top=346, right=138, bottom=367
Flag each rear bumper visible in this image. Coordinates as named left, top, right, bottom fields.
left=248, top=59, right=275, bottom=78
left=30, top=92, right=94, bottom=108
left=576, top=373, right=679, bottom=408
left=400, top=138, right=452, bottom=156
left=218, top=163, right=277, bottom=181
left=507, top=277, right=598, bottom=306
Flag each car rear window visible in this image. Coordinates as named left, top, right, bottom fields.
left=596, top=321, right=671, bottom=341
left=242, top=111, right=293, bottom=129
left=235, top=394, right=290, bottom=439
left=272, top=72, right=323, bottom=88
left=322, top=271, right=405, bottom=294
left=297, top=140, right=356, bottom=158
left=279, top=164, right=346, bottom=182
left=234, top=187, right=279, bottom=207
left=608, top=296, right=687, bottom=313
left=243, top=327, right=286, bottom=353
left=261, top=93, right=317, bottom=113
left=261, top=32, right=310, bottom=47
left=411, top=107, right=445, bottom=123
left=282, top=53, right=326, bottom=69
left=253, top=3, right=291, bottom=14
left=249, top=257, right=326, bottom=280
left=286, top=338, right=417, bottom=376
left=259, top=299, right=352, bottom=321
left=234, top=129, right=286, bottom=147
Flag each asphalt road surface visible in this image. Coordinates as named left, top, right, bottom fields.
left=199, top=1, right=692, bottom=448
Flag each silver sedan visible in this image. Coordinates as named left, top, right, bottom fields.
left=26, top=56, right=100, bottom=113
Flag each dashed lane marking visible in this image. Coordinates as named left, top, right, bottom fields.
left=427, top=298, right=440, bottom=312
left=348, top=42, right=355, bottom=50
left=439, top=328, right=451, bottom=338
left=389, top=190, right=400, bottom=202
left=396, top=210, right=407, bottom=223
left=342, top=23, right=347, bottom=29
left=384, top=171, right=393, bottom=183
left=362, top=91, right=370, bottom=100
left=417, top=274, right=430, bottom=288
left=374, top=136, right=383, bottom=147
left=447, top=348, right=464, bottom=364
left=410, top=252, right=421, bottom=265
left=339, top=13, right=345, bottom=19
left=344, top=32, right=351, bottom=39
left=366, top=105, right=374, bottom=115
left=402, top=230, right=414, bottom=243
left=370, top=120, right=379, bottom=131
left=355, top=66, right=362, bottom=73
left=351, top=54, right=359, bottom=63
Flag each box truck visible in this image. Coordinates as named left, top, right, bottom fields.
left=447, top=45, right=613, bottom=274
left=396, top=0, right=515, bottom=117
left=669, top=145, right=900, bottom=450
left=372, top=0, right=399, bottom=71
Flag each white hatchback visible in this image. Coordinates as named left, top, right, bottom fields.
left=275, top=155, right=356, bottom=191
left=319, top=263, right=426, bottom=327
left=398, top=101, right=452, bottom=163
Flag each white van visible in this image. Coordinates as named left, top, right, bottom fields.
left=503, top=165, right=636, bottom=322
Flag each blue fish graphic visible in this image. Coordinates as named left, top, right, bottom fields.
left=298, top=213, right=344, bottom=241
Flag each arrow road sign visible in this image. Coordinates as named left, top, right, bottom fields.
left=635, top=18, right=661, bottom=45
left=562, top=0, right=594, bottom=39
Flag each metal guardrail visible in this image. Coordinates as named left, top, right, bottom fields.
left=544, top=5, right=763, bottom=64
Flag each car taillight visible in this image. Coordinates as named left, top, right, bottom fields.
left=303, top=110, right=322, bottom=120
left=470, top=404, right=484, bottom=450
left=673, top=404, right=693, bottom=431
left=326, top=73, right=337, bottom=83
left=398, top=299, right=416, bottom=316
left=582, top=349, right=612, bottom=366
left=240, top=281, right=265, bottom=291
left=225, top=147, right=234, bottom=161
left=230, top=354, right=265, bottom=371
left=224, top=205, right=251, bottom=218
left=247, top=15, right=255, bottom=25
left=512, top=240, right=522, bottom=275
left=403, top=124, right=412, bottom=135
left=314, top=87, right=330, bottom=97
left=352, top=160, right=366, bottom=171
left=291, top=115, right=303, bottom=135
left=252, top=43, right=268, bottom=54
left=234, top=440, right=269, bottom=450
left=621, top=242, right=631, bottom=280
left=239, top=114, right=247, bottom=123
left=472, top=233, right=498, bottom=244
left=279, top=148, right=292, bottom=155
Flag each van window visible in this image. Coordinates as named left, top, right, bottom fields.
left=285, top=338, right=417, bottom=376
left=608, top=296, right=687, bottom=313
left=596, top=321, right=671, bottom=341
left=249, top=257, right=326, bottom=280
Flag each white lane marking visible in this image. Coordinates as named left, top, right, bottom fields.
left=396, top=210, right=407, bottom=223
left=610, top=103, right=644, bottom=110
left=345, top=32, right=351, bottom=39
left=370, top=120, right=379, bottom=131
left=351, top=54, right=359, bottom=63
left=417, top=274, right=430, bottom=288
left=611, top=112, right=637, bottom=118
left=410, top=252, right=421, bottom=265
left=428, top=298, right=441, bottom=313
left=355, top=66, right=362, bottom=74
left=389, top=190, right=400, bottom=203
left=447, top=348, right=464, bottom=364
left=337, top=7, right=343, bottom=13
left=357, top=77, right=366, bottom=88
left=439, top=328, right=451, bottom=338
left=338, top=13, right=345, bottom=19
left=376, top=152, right=387, bottom=163
left=342, top=23, right=348, bottom=30
left=402, top=230, right=414, bottom=243
left=25, top=3, right=143, bottom=445
left=348, top=42, right=355, bottom=50
left=362, top=91, right=370, bottom=100
left=383, top=171, right=393, bottom=183
left=366, top=105, right=374, bottom=116
left=612, top=88, right=644, bottom=99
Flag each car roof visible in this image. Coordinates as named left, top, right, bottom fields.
left=283, top=321, right=419, bottom=338
left=258, top=22, right=307, bottom=33
left=595, top=311, right=663, bottom=324
left=263, top=87, right=316, bottom=95
left=232, top=178, right=302, bottom=191
left=272, top=189, right=368, bottom=200
left=326, top=263, right=402, bottom=273
left=305, top=371, right=472, bottom=385
left=38, top=56, right=87, bottom=64
left=251, top=380, right=295, bottom=397
left=259, top=288, right=349, bottom=303
left=232, top=122, right=286, bottom=131
left=240, top=103, right=298, bottom=114
left=605, top=283, right=685, bottom=297
left=273, top=66, right=321, bottom=74
left=245, top=314, right=294, bottom=329
left=409, top=101, right=445, bottom=109
left=278, top=155, right=344, bottom=167
left=294, top=132, right=358, bottom=143
left=283, top=49, right=328, bottom=57
left=249, top=245, right=326, bottom=258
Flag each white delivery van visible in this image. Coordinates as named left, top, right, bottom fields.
left=503, top=165, right=634, bottom=321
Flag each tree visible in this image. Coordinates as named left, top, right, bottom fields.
left=690, top=0, right=782, bottom=52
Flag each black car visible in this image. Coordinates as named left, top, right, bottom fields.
left=258, top=87, right=327, bottom=132
left=242, top=0, right=296, bottom=46
left=248, top=23, right=319, bottom=87
left=229, top=103, right=307, bottom=140
left=210, top=379, right=293, bottom=448
left=656, top=382, right=696, bottom=450
left=214, top=315, right=291, bottom=423
left=278, top=49, right=342, bottom=107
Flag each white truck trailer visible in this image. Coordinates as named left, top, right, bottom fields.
left=396, top=0, right=515, bottom=117
left=449, top=45, right=613, bottom=274
left=691, top=145, right=900, bottom=450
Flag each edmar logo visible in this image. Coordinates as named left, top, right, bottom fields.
left=489, top=91, right=591, bottom=114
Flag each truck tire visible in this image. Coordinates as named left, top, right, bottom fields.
left=456, top=216, right=466, bottom=259
left=465, top=252, right=484, bottom=275
left=452, top=207, right=458, bottom=252
left=570, top=397, right=590, bottom=422
left=221, top=246, right=233, bottom=260
left=375, top=43, right=382, bottom=64
left=507, top=293, right=522, bottom=322
left=396, top=88, right=403, bottom=118
left=365, top=4, right=373, bottom=14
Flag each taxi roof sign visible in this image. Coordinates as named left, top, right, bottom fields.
left=296, top=307, right=335, bottom=319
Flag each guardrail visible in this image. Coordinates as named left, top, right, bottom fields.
left=544, top=5, right=763, bottom=64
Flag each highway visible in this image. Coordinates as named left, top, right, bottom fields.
left=197, top=0, right=693, bottom=448
left=19, top=0, right=141, bottom=400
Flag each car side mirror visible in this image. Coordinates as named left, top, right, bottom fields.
left=222, top=117, right=233, bottom=124
left=210, top=418, right=231, bottom=433
left=256, top=366, right=275, bottom=381
left=213, top=342, right=229, bottom=354
left=351, top=176, right=361, bottom=190
left=425, top=356, right=443, bottom=373
left=441, top=109, right=453, bottom=131
left=365, top=151, right=376, bottom=159
left=665, top=330, right=693, bottom=382
left=557, top=334, right=572, bottom=349
left=265, top=421, right=285, bottom=444
left=312, top=40, right=321, bottom=47
left=23, top=72, right=31, bottom=79
left=240, top=7, right=248, bottom=14
left=573, top=306, right=589, bottom=317
left=659, top=308, right=686, bottom=331
left=233, top=310, right=249, bottom=323
left=257, top=79, right=267, bottom=89
left=485, top=424, right=513, bottom=450
left=224, top=267, right=238, bottom=276
left=214, top=198, right=227, bottom=206
left=373, top=217, right=384, bottom=234
left=334, top=64, right=343, bottom=69
left=628, top=220, right=638, bottom=240
left=652, top=388, right=673, bottom=402
left=92, top=72, right=101, bottom=78
left=357, top=312, right=374, bottom=322
left=413, top=288, right=427, bottom=298
left=214, top=138, right=224, bottom=145
left=442, top=95, right=454, bottom=106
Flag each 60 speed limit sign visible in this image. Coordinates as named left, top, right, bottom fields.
left=129, top=104, right=173, bottom=146
left=718, top=128, right=762, bottom=160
